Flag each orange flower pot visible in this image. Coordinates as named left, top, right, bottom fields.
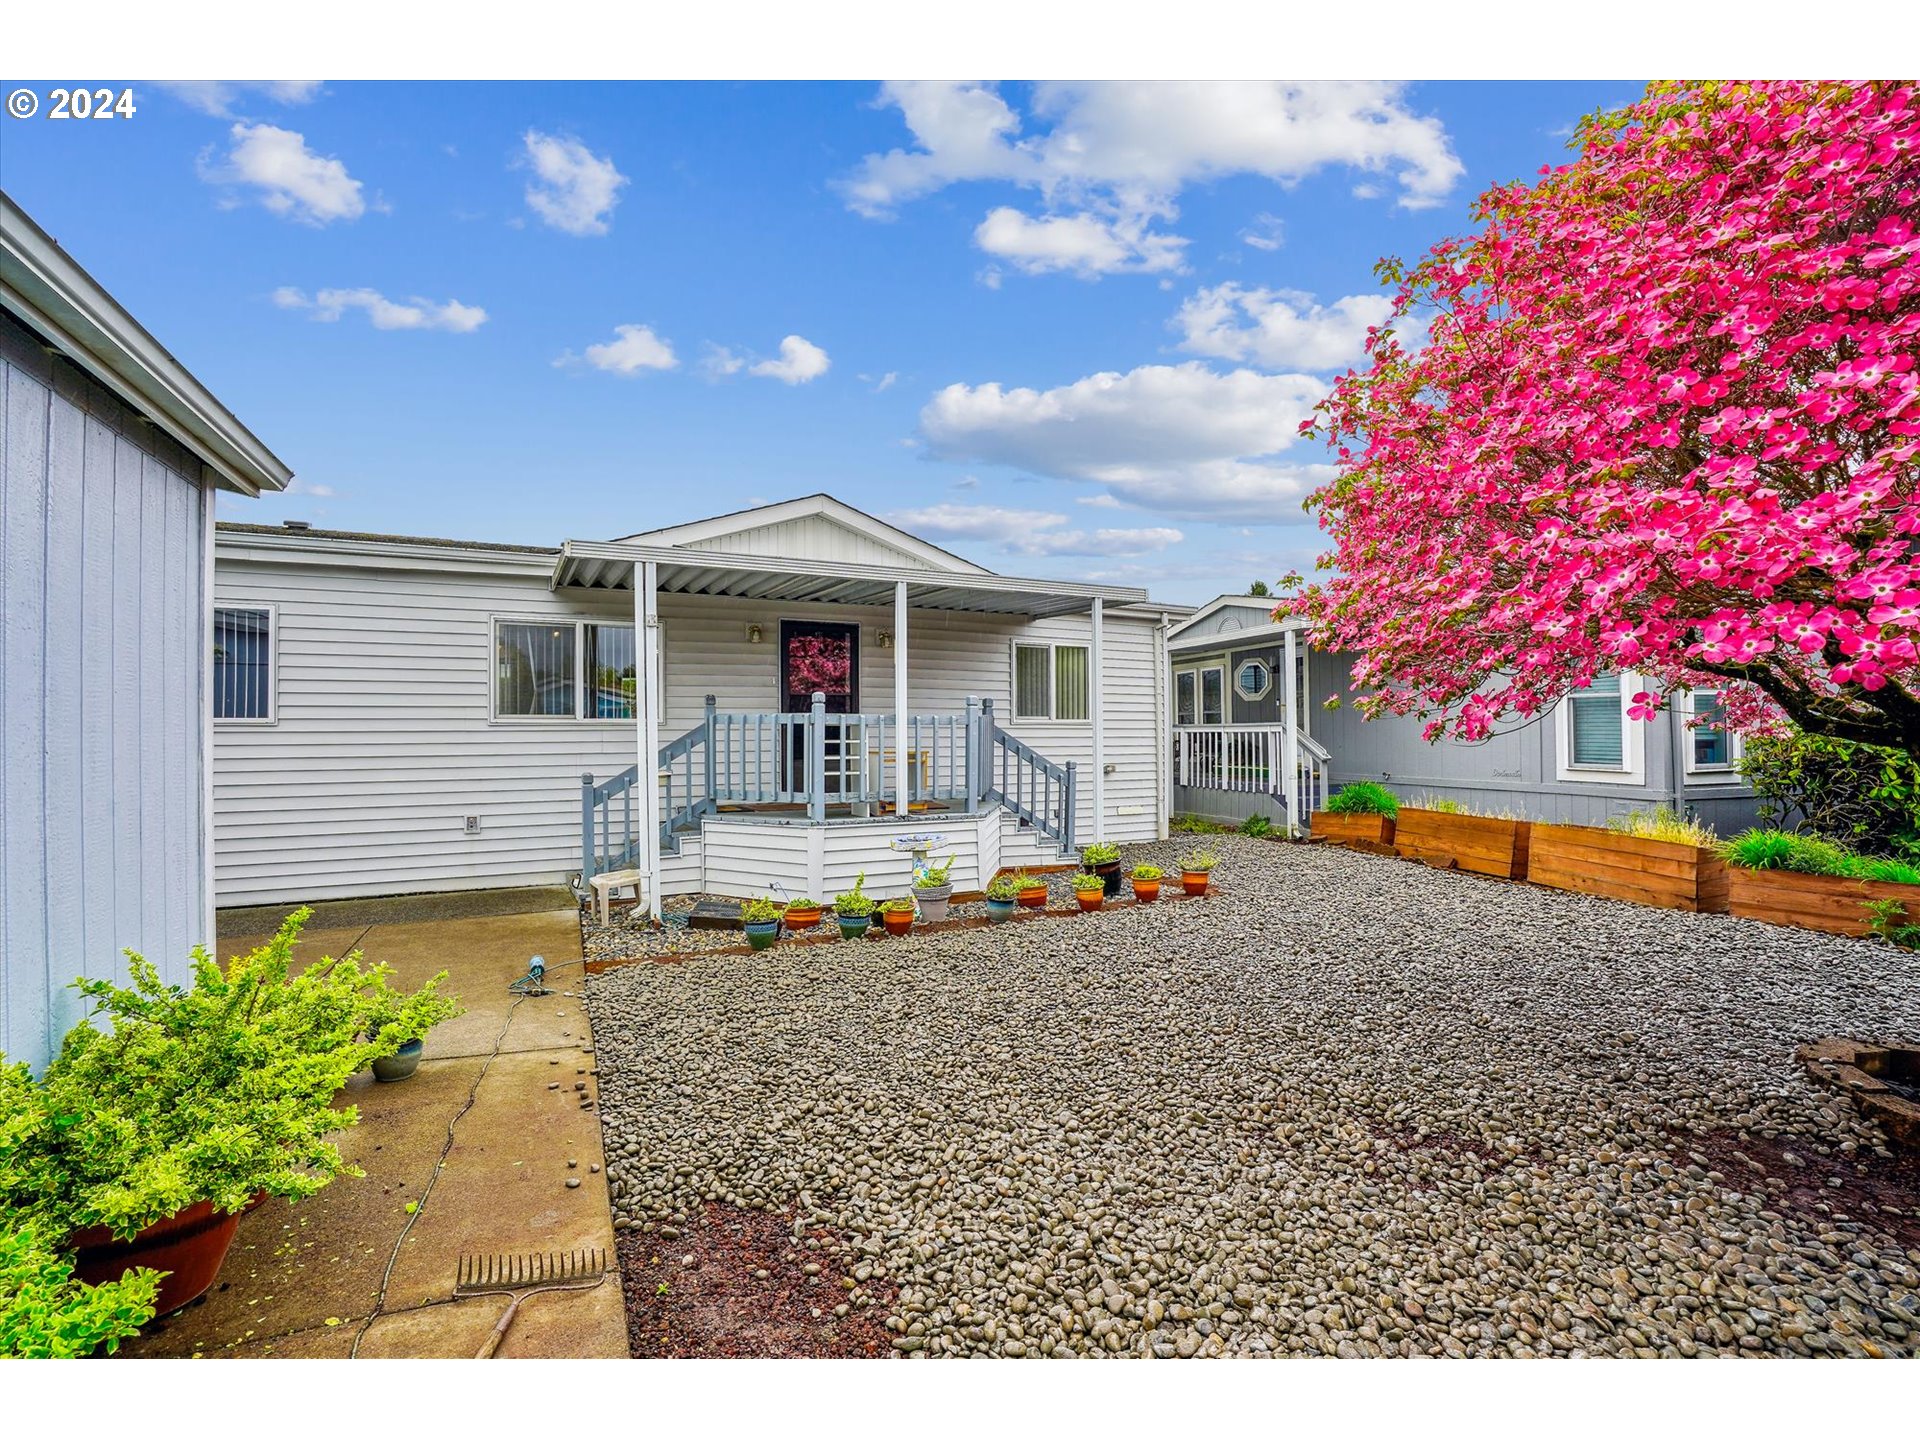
left=1131, top=880, right=1161, bottom=904
left=1016, top=885, right=1048, bottom=909
left=783, top=906, right=823, bottom=931
left=1181, top=872, right=1210, bottom=896
left=881, top=910, right=913, bottom=936
left=1075, top=890, right=1104, bottom=912
left=71, top=1198, right=253, bottom=1316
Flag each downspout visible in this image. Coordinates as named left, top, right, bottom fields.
left=1666, top=691, right=1687, bottom=818
left=1155, top=612, right=1172, bottom=840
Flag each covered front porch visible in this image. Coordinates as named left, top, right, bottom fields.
left=554, top=538, right=1150, bottom=911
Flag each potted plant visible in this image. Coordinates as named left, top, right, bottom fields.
left=0, top=910, right=447, bottom=1316
left=1081, top=841, right=1123, bottom=897
left=0, top=1221, right=161, bottom=1357
left=1130, top=863, right=1164, bottom=904
left=880, top=896, right=916, bottom=937
left=1012, top=871, right=1049, bottom=909
left=984, top=874, right=1020, bottom=925
left=783, top=896, right=824, bottom=931
left=364, top=975, right=464, bottom=1083
left=1310, top=781, right=1399, bottom=851
left=834, top=872, right=876, bottom=939
left=912, top=855, right=956, bottom=924
left=1179, top=849, right=1219, bottom=897
left=742, top=895, right=784, bottom=950
left=1071, top=871, right=1106, bottom=912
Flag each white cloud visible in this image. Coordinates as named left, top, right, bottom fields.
left=919, top=362, right=1331, bottom=523
left=159, top=81, right=323, bottom=117
left=841, top=82, right=1462, bottom=277
left=702, top=343, right=746, bottom=378
left=273, top=286, right=487, bottom=333
left=973, top=206, right=1185, bottom=278
left=1172, top=283, right=1413, bottom=372
left=748, top=335, right=830, bottom=385
left=868, top=371, right=898, bottom=393
left=520, top=130, right=627, bottom=236
left=1240, top=213, right=1286, bottom=251
left=560, top=324, right=678, bottom=375
left=199, top=122, right=365, bottom=225
left=283, top=477, right=336, bottom=498
left=887, top=503, right=1182, bottom=557
left=1076, top=492, right=1125, bottom=509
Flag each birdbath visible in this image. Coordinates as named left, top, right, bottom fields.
left=890, top=833, right=949, bottom=918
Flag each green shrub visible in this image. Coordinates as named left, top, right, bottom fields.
left=0, top=1222, right=159, bottom=1358
left=1325, top=782, right=1400, bottom=818
left=833, top=873, right=875, bottom=917
left=741, top=896, right=783, bottom=924
left=1605, top=806, right=1717, bottom=847
left=0, top=910, right=454, bottom=1241
left=1181, top=849, right=1219, bottom=873
left=1412, top=793, right=1462, bottom=813
left=1239, top=814, right=1274, bottom=838
left=1070, top=871, right=1105, bottom=892
left=985, top=875, right=1021, bottom=902
left=880, top=897, right=915, bottom=915
left=782, top=896, right=820, bottom=913
left=1740, top=733, right=1920, bottom=860
left=1167, top=816, right=1229, bottom=836
left=914, top=855, right=955, bottom=888
left=1080, top=841, right=1122, bottom=864
left=1721, top=828, right=1920, bottom=885
left=1131, top=864, right=1165, bottom=881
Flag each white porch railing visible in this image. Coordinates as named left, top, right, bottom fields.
left=1172, top=723, right=1330, bottom=828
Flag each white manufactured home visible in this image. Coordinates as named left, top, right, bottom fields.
left=1, top=193, right=289, bottom=1070
left=1168, top=593, right=1763, bottom=835
left=213, top=496, right=1183, bottom=912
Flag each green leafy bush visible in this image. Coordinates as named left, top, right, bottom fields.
left=1181, top=849, right=1219, bottom=873
left=1606, top=806, right=1717, bottom=847
left=1070, top=871, right=1105, bottom=892
left=0, top=1222, right=159, bottom=1358
left=1167, top=816, right=1229, bottom=835
left=914, top=855, right=955, bottom=888
left=741, top=896, right=783, bottom=924
left=1080, top=841, right=1122, bottom=865
left=985, top=875, right=1021, bottom=902
left=1740, top=733, right=1920, bottom=860
left=880, top=897, right=915, bottom=915
left=1239, top=814, right=1275, bottom=838
left=1131, top=864, right=1165, bottom=881
left=782, top=896, right=820, bottom=914
left=1325, top=782, right=1400, bottom=818
left=1010, top=871, right=1044, bottom=892
left=1721, top=828, right=1920, bottom=885
left=1412, top=793, right=1463, bottom=813
left=833, top=873, right=875, bottom=917
left=0, top=910, right=455, bottom=1241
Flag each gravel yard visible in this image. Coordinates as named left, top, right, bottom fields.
left=586, top=837, right=1920, bottom=1357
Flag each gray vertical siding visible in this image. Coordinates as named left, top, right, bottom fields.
left=1, top=311, right=209, bottom=1073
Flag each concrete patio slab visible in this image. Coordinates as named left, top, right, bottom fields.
left=124, top=901, right=626, bottom=1360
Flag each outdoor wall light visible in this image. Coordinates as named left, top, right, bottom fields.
left=745, top=623, right=764, bottom=644
left=877, top=631, right=893, bottom=649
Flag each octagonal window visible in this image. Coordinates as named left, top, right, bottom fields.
left=1234, top=659, right=1272, bottom=701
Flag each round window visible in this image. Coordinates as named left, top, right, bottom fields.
left=1234, top=660, right=1272, bottom=701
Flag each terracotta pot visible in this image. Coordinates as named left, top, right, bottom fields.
left=71, top=1199, right=248, bottom=1316
left=1131, top=879, right=1161, bottom=904
left=784, top=906, right=823, bottom=931
left=1181, top=872, right=1211, bottom=897
left=881, top=910, right=914, bottom=936
left=1017, top=886, right=1048, bottom=910
left=1074, top=890, right=1104, bottom=912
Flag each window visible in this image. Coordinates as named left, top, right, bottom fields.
left=1012, top=641, right=1090, bottom=720
left=1686, top=689, right=1741, bottom=776
left=1555, top=670, right=1646, bottom=784
left=494, top=619, right=635, bottom=720
left=213, top=606, right=274, bottom=721
left=1175, top=670, right=1197, bottom=727
left=1200, top=666, right=1225, bottom=725
left=1234, top=658, right=1272, bottom=701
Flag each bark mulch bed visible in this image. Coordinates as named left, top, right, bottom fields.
left=1682, top=1126, right=1920, bottom=1251
left=616, top=1202, right=898, bottom=1358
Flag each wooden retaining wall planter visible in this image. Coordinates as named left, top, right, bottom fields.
left=1309, top=812, right=1396, bottom=853
left=1527, top=823, right=1729, bottom=913
left=1727, top=867, right=1920, bottom=938
left=1392, top=809, right=1531, bottom=880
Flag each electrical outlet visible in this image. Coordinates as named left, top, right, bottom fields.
left=464, top=815, right=481, bottom=834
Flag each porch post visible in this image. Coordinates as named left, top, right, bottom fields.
left=963, top=696, right=979, bottom=814
left=1089, top=596, right=1105, bottom=844
left=637, top=560, right=663, bottom=917
left=703, top=693, right=717, bottom=807
left=894, top=580, right=909, bottom=819
left=1282, top=626, right=1301, bottom=838
left=808, top=690, right=827, bottom=823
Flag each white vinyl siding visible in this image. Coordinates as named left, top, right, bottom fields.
left=212, top=604, right=275, bottom=722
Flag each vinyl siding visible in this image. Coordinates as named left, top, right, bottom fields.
left=213, top=549, right=1166, bottom=905
left=649, top=513, right=946, bottom=571
left=3, top=312, right=211, bottom=1072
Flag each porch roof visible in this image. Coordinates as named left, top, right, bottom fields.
left=551, top=540, right=1150, bottom=618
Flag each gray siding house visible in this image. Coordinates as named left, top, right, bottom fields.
left=1169, top=594, right=1762, bottom=837
left=2, top=193, right=290, bottom=1071
left=213, top=496, right=1183, bottom=913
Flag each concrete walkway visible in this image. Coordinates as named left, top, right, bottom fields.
left=126, top=904, right=629, bottom=1359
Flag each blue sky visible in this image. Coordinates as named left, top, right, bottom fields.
left=1, top=79, right=1642, bottom=601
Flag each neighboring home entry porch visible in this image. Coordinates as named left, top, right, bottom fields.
left=779, top=619, right=859, bottom=800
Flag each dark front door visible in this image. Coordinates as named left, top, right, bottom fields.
left=780, top=621, right=859, bottom=796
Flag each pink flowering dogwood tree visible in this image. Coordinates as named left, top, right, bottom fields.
left=1297, top=81, right=1920, bottom=756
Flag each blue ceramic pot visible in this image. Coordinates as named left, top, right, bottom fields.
left=372, top=1038, right=424, bottom=1083
left=744, top=919, right=782, bottom=951
left=985, top=898, right=1017, bottom=925
left=837, top=914, right=871, bottom=940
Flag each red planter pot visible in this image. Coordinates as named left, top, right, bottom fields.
left=1181, top=873, right=1210, bottom=896
left=784, top=906, right=823, bottom=931
left=70, top=1197, right=254, bottom=1315
left=1016, top=887, right=1048, bottom=910
left=1131, top=880, right=1161, bottom=904
left=1075, top=891, right=1105, bottom=912
left=881, top=911, right=914, bottom=936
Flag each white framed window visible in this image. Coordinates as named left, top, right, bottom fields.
left=213, top=604, right=276, bottom=723
left=1012, top=641, right=1090, bottom=721
left=1233, top=658, right=1272, bottom=702
left=1175, top=670, right=1197, bottom=727
left=493, top=617, right=637, bottom=721
left=1684, top=688, right=1743, bottom=778
left=1555, top=670, right=1646, bottom=784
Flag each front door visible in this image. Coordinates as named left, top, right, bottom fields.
left=779, top=621, right=859, bottom=796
